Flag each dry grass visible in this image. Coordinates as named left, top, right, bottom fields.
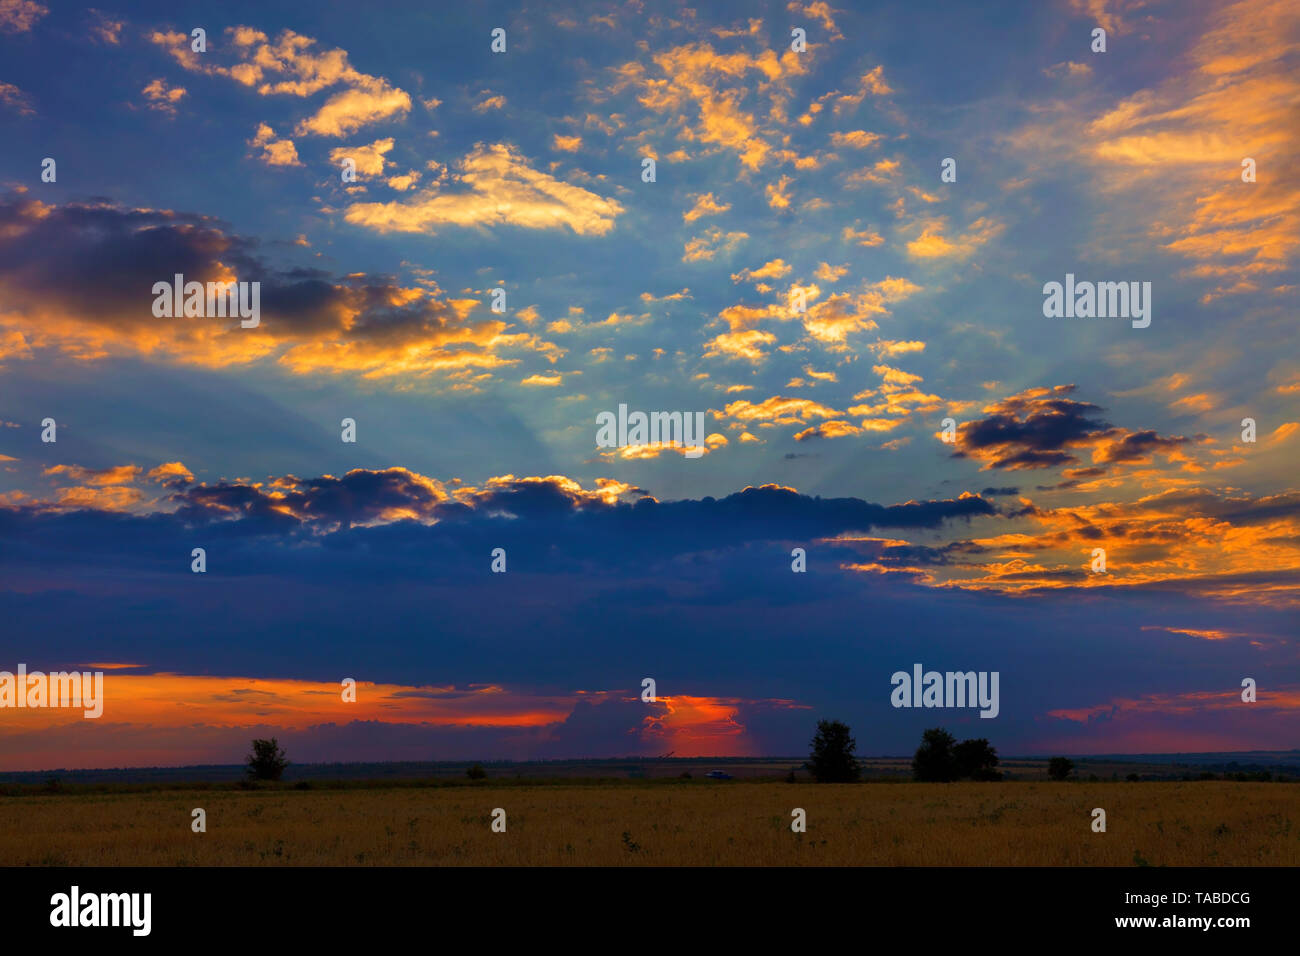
left=1, top=782, right=1294, bottom=866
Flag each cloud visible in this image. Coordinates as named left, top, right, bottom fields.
left=249, top=123, right=302, bottom=167
left=344, top=144, right=624, bottom=236
left=44, top=464, right=140, bottom=486
left=1016, top=0, right=1300, bottom=297
left=904, top=217, right=1004, bottom=260
left=683, top=191, right=731, bottom=223
left=521, top=372, right=563, bottom=386
left=832, top=66, right=894, bottom=112
left=936, top=486, right=1300, bottom=606
left=718, top=395, right=842, bottom=427
left=766, top=175, right=793, bottom=209
left=86, top=9, right=122, bottom=44
left=949, top=385, right=1114, bottom=471
left=1068, top=0, right=1151, bottom=35
left=950, top=385, right=1193, bottom=474
left=298, top=83, right=411, bottom=136
left=801, top=277, right=920, bottom=345
left=140, top=78, right=186, bottom=115
left=843, top=225, right=884, bottom=246
left=1043, top=61, right=1093, bottom=80
left=608, top=41, right=810, bottom=170
left=473, top=91, right=507, bottom=112
left=787, top=1, right=841, bottom=34
left=830, top=129, right=882, bottom=149
left=0, top=0, right=45, bottom=34
left=1140, top=625, right=1240, bottom=641
left=0, top=192, right=559, bottom=382
left=147, top=462, right=194, bottom=487
left=683, top=226, right=747, bottom=262
left=730, top=258, right=791, bottom=283
left=3, top=469, right=999, bottom=549
left=703, top=328, right=778, bottom=361
left=328, top=137, right=394, bottom=176
left=794, top=420, right=861, bottom=441
left=0, top=81, right=34, bottom=116
left=149, top=26, right=412, bottom=138
left=387, top=169, right=421, bottom=191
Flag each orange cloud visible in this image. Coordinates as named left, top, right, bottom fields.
left=345, top=144, right=624, bottom=236
left=683, top=191, right=731, bottom=222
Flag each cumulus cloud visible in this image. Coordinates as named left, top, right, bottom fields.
left=607, top=40, right=811, bottom=170
left=683, top=226, right=748, bottom=262
left=344, top=144, right=624, bottom=236
left=0, top=192, right=560, bottom=382
left=0, top=81, right=34, bottom=116
left=140, top=78, right=186, bottom=116
left=149, top=26, right=411, bottom=137
left=0, top=0, right=46, bottom=33
left=950, top=385, right=1193, bottom=474
left=328, top=137, right=394, bottom=176
left=248, top=123, right=302, bottom=167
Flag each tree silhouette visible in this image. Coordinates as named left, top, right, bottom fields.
left=246, top=738, right=289, bottom=781
left=912, top=727, right=959, bottom=781
left=806, top=719, right=861, bottom=782
left=953, top=737, right=1001, bottom=781
left=1047, top=756, right=1075, bottom=781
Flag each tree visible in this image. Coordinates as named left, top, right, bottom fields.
left=1047, top=756, right=1074, bottom=781
left=805, top=719, right=861, bottom=782
left=953, top=737, right=1001, bottom=781
left=913, top=728, right=958, bottom=782
left=467, top=763, right=487, bottom=780
left=246, top=738, right=289, bottom=781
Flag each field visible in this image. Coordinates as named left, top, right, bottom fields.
left=2, top=780, right=1296, bottom=866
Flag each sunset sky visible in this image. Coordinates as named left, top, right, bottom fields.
left=0, top=0, right=1296, bottom=771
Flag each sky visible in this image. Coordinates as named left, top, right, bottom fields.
left=0, top=0, right=1296, bottom=771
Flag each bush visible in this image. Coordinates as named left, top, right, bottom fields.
left=1047, top=757, right=1074, bottom=781
left=246, top=738, right=289, bottom=781
left=805, top=719, right=861, bottom=783
left=466, top=763, right=487, bottom=780
left=1126, top=772, right=1140, bottom=782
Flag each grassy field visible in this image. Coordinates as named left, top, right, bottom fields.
left=2, top=780, right=1295, bottom=865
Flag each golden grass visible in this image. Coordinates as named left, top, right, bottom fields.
left=1, top=782, right=1294, bottom=866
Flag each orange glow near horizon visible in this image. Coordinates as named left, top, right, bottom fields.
left=0, top=672, right=795, bottom=768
